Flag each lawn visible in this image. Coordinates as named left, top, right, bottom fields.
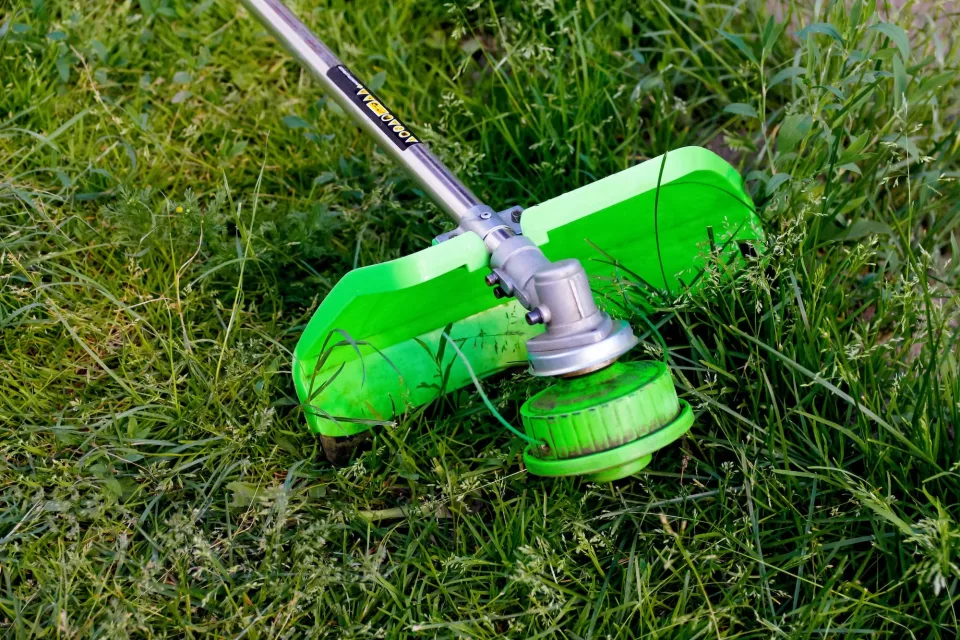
left=2, top=0, right=960, bottom=637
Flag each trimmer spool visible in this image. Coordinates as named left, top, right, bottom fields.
left=521, top=361, right=692, bottom=482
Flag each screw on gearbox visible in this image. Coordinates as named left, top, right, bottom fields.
left=484, top=272, right=499, bottom=286
left=524, top=308, right=545, bottom=325
left=492, top=286, right=507, bottom=299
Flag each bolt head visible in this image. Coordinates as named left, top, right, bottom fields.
left=492, top=286, right=506, bottom=299
left=479, top=211, right=492, bottom=219
left=524, top=308, right=545, bottom=325
left=484, top=272, right=499, bottom=286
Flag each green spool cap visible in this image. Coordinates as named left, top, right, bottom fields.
left=521, top=361, right=693, bottom=482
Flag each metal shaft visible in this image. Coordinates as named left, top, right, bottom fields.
left=239, top=0, right=488, bottom=227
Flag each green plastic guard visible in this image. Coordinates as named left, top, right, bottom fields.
left=292, top=147, right=761, bottom=438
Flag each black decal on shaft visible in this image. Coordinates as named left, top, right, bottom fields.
left=326, top=65, right=421, bottom=151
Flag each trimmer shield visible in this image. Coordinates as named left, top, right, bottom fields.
left=292, top=147, right=762, bottom=438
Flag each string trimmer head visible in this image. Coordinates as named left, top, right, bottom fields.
left=242, top=0, right=763, bottom=481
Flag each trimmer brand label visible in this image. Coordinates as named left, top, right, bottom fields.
left=327, top=65, right=421, bottom=151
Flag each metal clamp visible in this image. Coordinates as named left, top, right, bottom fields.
left=433, top=206, right=524, bottom=246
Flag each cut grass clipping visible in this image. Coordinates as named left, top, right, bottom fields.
left=2, top=0, right=960, bottom=637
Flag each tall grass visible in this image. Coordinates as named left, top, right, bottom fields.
left=1, top=0, right=958, bottom=637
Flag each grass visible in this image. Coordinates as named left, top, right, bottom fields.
left=2, top=0, right=960, bottom=637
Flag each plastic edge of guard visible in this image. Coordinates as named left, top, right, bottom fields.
left=294, top=230, right=490, bottom=361
left=522, top=400, right=694, bottom=478
left=519, top=146, right=750, bottom=247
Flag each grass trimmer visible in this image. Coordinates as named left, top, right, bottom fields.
left=242, top=0, right=763, bottom=481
